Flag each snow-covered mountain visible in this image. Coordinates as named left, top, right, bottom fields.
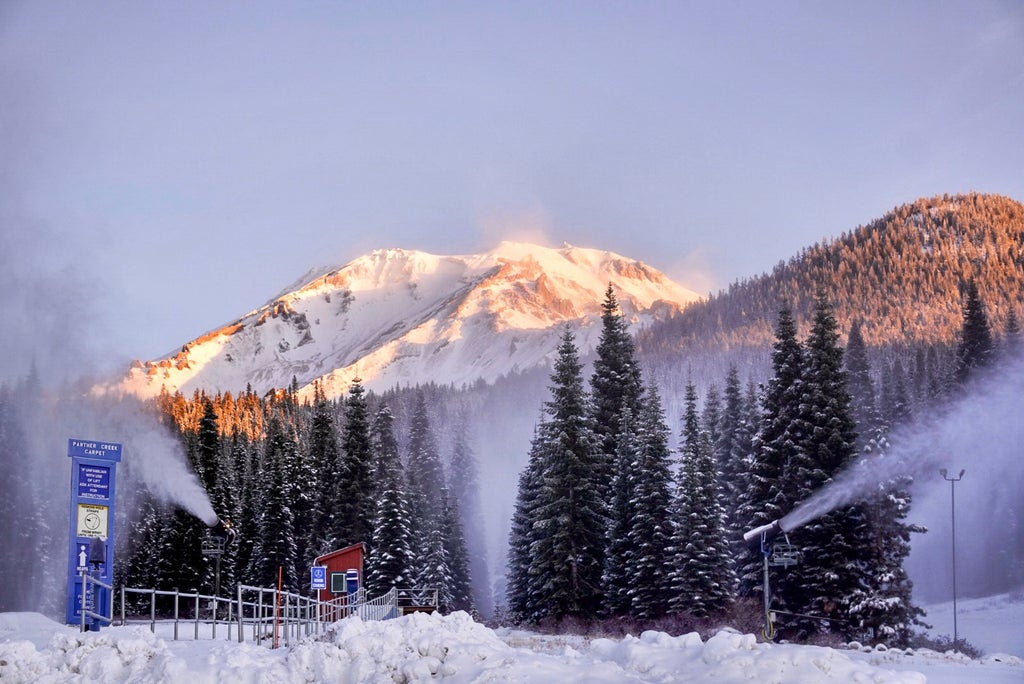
left=115, top=242, right=702, bottom=399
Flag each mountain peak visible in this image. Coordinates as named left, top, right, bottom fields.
left=112, top=243, right=702, bottom=400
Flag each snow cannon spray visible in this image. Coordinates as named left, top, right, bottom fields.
left=743, top=519, right=800, bottom=641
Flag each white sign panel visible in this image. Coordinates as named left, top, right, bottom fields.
left=76, top=503, right=108, bottom=538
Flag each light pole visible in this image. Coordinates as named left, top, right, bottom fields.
left=939, top=468, right=965, bottom=648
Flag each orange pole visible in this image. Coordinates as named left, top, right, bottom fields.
left=274, top=566, right=282, bottom=649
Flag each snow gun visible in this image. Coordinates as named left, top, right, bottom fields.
left=742, top=519, right=799, bottom=642
left=207, top=518, right=237, bottom=546
left=742, top=519, right=787, bottom=550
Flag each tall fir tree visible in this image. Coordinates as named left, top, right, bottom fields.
left=603, top=407, right=640, bottom=615
left=506, top=419, right=549, bottom=621
left=779, top=293, right=864, bottom=639
left=955, top=278, right=995, bottom=385
left=334, top=378, right=374, bottom=549
left=418, top=502, right=454, bottom=612
left=589, top=286, right=643, bottom=494
left=668, top=383, right=734, bottom=617
left=701, top=383, right=723, bottom=453
left=440, top=489, right=474, bottom=613
left=736, top=307, right=805, bottom=598
left=845, top=319, right=881, bottom=453
left=249, top=412, right=299, bottom=590
left=309, top=382, right=341, bottom=556
left=447, top=419, right=493, bottom=616
left=406, top=391, right=446, bottom=576
left=627, top=380, right=675, bottom=618
left=232, top=433, right=260, bottom=585
left=196, top=398, right=221, bottom=491
left=365, top=405, right=414, bottom=596
left=845, top=321, right=924, bottom=646
left=529, top=328, right=605, bottom=618
left=716, top=366, right=749, bottom=574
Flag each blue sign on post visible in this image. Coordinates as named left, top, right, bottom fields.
left=66, top=439, right=121, bottom=628
left=311, top=566, right=327, bottom=591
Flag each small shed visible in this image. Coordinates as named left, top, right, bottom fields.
left=314, top=542, right=365, bottom=602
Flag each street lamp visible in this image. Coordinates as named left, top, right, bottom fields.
left=939, top=468, right=965, bottom=648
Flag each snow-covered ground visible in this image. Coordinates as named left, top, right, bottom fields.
left=920, top=591, right=1024, bottom=658
left=2, top=608, right=1021, bottom=684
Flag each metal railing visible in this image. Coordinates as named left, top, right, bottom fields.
left=80, top=571, right=114, bottom=632
left=235, top=584, right=327, bottom=647
left=117, top=584, right=437, bottom=647
left=120, top=586, right=238, bottom=641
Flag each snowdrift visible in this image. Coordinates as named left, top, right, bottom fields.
left=2, top=610, right=1021, bottom=684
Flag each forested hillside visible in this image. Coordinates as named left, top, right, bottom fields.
left=640, top=193, right=1024, bottom=390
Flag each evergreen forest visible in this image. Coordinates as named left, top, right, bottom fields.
left=1, top=193, right=1023, bottom=647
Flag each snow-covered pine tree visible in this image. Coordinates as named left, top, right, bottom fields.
left=955, top=278, right=995, bottom=385
left=779, top=293, right=864, bottom=639
left=405, top=392, right=446, bottom=583
left=844, top=319, right=924, bottom=646
left=736, top=307, right=804, bottom=598
left=603, top=407, right=639, bottom=616
left=879, top=357, right=911, bottom=425
left=119, top=497, right=165, bottom=599
left=365, top=405, right=414, bottom=596
left=209, top=425, right=241, bottom=595
left=154, top=507, right=206, bottom=593
left=308, top=382, right=341, bottom=556
left=506, top=419, right=549, bottom=621
left=232, top=432, right=260, bottom=585
left=282, top=401, right=316, bottom=576
left=669, top=382, right=734, bottom=617
left=418, top=496, right=454, bottom=612
left=447, top=420, right=492, bottom=616
left=249, top=412, right=299, bottom=590
left=440, top=489, right=474, bottom=613
left=334, top=378, right=374, bottom=549
left=627, top=380, right=675, bottom=619
left=701, top=383, right=722, bottom=454
left=588, top=286, right=642, bottom=560
left=196, top=398, right=220, bottom=491
left=845, top=320, right=879, bottom=455
left=530, top=328, right=605, bottom=618
left=716, top=366, right=748, bottom=577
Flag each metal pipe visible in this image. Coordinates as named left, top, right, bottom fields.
left=742, top=519, right=787, bottom=549
left=940, top=468, right=965, bottom=648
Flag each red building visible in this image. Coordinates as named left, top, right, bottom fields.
left=314, top=542, right=365, bottom=604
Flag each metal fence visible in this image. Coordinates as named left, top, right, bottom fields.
left=120, top=586, right=238, bottom=641
left=118, top=584, right=436, bottom=647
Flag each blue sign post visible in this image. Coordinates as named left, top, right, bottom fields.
left=311, top=566, right=327, bottom=591
left=66, top=439, right=122, bottom=628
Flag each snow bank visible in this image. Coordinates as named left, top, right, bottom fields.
left=3, top=610, right=1018, bottom=684
left=0, top=623, right=183, bottom=683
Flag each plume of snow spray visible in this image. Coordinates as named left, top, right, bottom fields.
left=778, top=351, right=1024, bottom=584
left=120, top=417, right=219, bottom=526
left=64, top=394, right=219, bottom=525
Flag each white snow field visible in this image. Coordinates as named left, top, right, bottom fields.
left=1, top=609, right=1021, bottom=684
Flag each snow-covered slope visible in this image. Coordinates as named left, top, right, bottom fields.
left=114, top=242, right=701, bottom=399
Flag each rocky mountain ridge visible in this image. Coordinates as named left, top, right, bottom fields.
left=115, top=242, right=702, bottom=399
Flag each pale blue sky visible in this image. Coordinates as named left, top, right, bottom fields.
left=2, top=1, right=1022, bottom=379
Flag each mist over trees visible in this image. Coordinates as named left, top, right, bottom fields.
left=1, top=192, right=1022, bottom=645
